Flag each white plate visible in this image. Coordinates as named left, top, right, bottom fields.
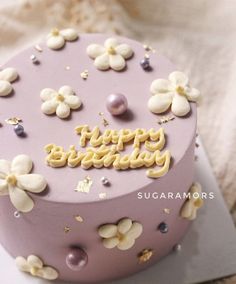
left=1, top=139, right=236, bottom=284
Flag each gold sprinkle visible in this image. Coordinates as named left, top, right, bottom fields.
left=102, top=118, right=109, bottom=127
left=75, top=215, right=84, bottom=222
left=75, top=176, right=93, bottom=193
left=80, top=69, right=89, bottom=80
left=144, top=53, right=150, bottom=59
left=143, top=44, right=156, bottom=53
left=98, top=112, right=109, bottom=127
left=99, top=192, right=107, bottom=199
left=34, top=44, right=43, bottom=52
left=158, top=115, right=175, bottom=125
left=138, top=249, right=153, bottom=263
left=64, top=226, right=70, bottom=233
left=5, top=117, right=22, bottom=125
left=65, top=66, right=71, bottom=70
left=163, top=208, right=171, bottom=214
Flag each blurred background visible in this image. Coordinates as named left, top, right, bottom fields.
left=0, top=0, right=235, bottom=283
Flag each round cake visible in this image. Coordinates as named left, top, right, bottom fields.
left=0, top=29, right=203, bottom=283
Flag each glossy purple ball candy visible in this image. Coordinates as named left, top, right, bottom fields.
left=66, top=247, right=88, bottom=271
left=140, top=57, right=150, bottom=70
left=106, top=93, right=128, bottom=116
left=14, top=124, right=24, bottom=136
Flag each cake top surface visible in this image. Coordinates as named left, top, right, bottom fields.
left=0, top=32, right=197, bottom=204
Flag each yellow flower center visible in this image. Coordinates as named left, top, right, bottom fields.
left=6, top=174, right=17, bottom=186
left=57, top=94, right=65, bottom=102
left=194, top=198, right=203, bottom=208
left=117, top=231, right=124, bottom=241
left=30, top=267, right=38, bottom=276
left=176, top=86, right=185, bottom=96
left=51, top=28, right=60, bottom=36
left=107, top=46, right=116, bottom=55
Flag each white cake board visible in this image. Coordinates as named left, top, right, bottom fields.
left=1, top=138, right=236, bottom=284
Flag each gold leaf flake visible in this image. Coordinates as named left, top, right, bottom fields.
left=98, top=112, right=109, bottom=127
left=143, top=44, right=156, bottom=53
left=64, top=226, right=70, bottom=233
left=163, top=208, right=171, bottom=214
left=138, top=249, right=153, bottom=263
left=157, top=115, right=175, bottom=125
left=99, top=192, right=107, bottom=199
left=5, top=117, right=22, bottom=125
left=80, top=69, right=89, bottom=80
left=75, top=176, right=93, bottom=193
left=34, top=44, right=43, bottom=52
left=75, top=215, right=84, bottom=222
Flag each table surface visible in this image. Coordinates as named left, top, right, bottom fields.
left=0, top=139, right=236, bottom=284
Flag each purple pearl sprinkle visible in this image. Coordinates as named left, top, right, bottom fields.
left=66, top=247, right=88, bottom=271
left=106, top=93, right=128, bottom=116
left=140, top=58, right=150, bottom=70
left=14, top=124, right=24, bottom=136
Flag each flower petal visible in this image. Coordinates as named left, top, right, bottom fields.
left=109, top=54, right=126, bottom=71
left=36, top=266, right=59, bottom=280
left=103, top=237, right=119, bottom=249
left=171, top=93, right=190, bottom=116
left=86, top=44, right=106, bottom=59
left=58, top=85, right=74, bottom=97
left=64, top=95, right=81, bottom=110
left=98, top=224, right=118, bottom=238
left=148, top=93, right=172, bottom=114
left=40, top=88, right=57, bottom=101
left=15, top=256, right=31, bottom=272
left=104, top=38, right=119, bottom=49
left=41, top=99, right=58, bottom=115
left=169, top=71, right=189, bottom=87
left=47, top=35, right=65, bottom=50
left=0, top=159, right=11, bottom=177
left=60, top=28, right=78, bottom=41
left=115, top=44, right=133, bottom=59
left=94, top=53, right=110, bottom=70
left=9, top=185, right=34, bottom=213
left=11, top=155, right=32, bottom=175
left=117, top=236, right=135, bottom=250
left=126, top=222, right=143, bottom=239
left=56, top=102, right=70, bottom=118
left=0, top=68, right=18, bottom=82
left=0, top=80, right=13, bottom=96
left=0, top=179, right=9, bottom=196
left=150, top=79, right=172, bottom=95
left=117, top=218, right=132, bottom=234
left=186, top=87, right=201, bottom=102
left=17, top=174, right=47, bottom=193
left=27, top=255, right=43, bottom=269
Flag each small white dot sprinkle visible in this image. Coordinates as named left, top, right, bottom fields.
left=101, top=177, right=109, bottom=185
left=30, top=54, right=38, bottom=64
left=173, top=244, right=182, bottom=252
left=14, top=211, right=21, bottom=218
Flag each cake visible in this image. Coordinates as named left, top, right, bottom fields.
left=0, top=29, right=203, bottom=283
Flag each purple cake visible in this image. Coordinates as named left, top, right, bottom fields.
left=0, top=29, right=203, bottom=282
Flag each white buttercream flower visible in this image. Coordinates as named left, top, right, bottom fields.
left=87, top=38, right=133, bottom=71
left=148, top=71, right=201, bottom=117
left=47, top=28, right=78, bottom=50
left=40, top=86, right=82, bottom=119
left=180, top=183, right=204, bottom=220
left=98, top=218, right=143, bottom=250
left=0, top=155, right=47, bottom=213
left=0, top=68, right=18, bottom=97
left=16, top=255, right=58, bottom=280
